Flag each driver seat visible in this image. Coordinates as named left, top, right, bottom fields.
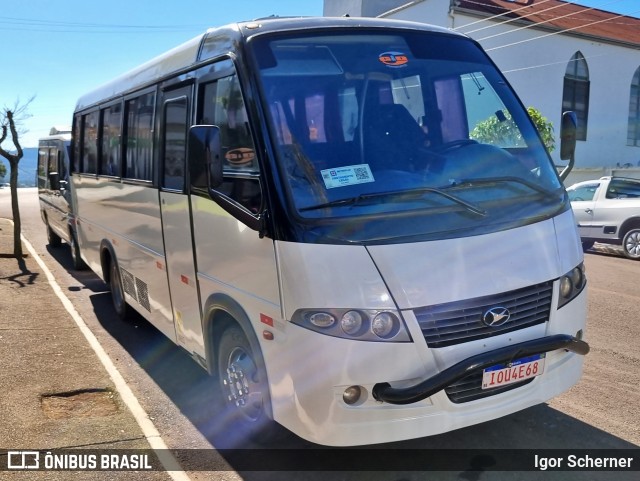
left=362, top=103, right=427, bottom=172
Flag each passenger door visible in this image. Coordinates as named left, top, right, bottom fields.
left=158, top=84, right=201, bottom=349
left=50, top=145, right=71, bottom=236
left=598, top=178, right=640, bottom=240
left=44, top=144, right=71, bottom=242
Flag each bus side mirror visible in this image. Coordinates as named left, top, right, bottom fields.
left=558, top=111, right=577, bottom=181
left=189, top=125, right=223, bottom=189
left=560, top=111, right=577, bottom=161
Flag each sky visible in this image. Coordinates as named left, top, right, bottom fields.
left=1, top=0, right=638, bottom=148
left=1, top=0, right=324, bottom=148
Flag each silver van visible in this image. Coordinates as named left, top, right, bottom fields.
left=37, top=127, right=85, bottom=269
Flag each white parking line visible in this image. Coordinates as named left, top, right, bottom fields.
left=21, top=230, right=192, bottom=481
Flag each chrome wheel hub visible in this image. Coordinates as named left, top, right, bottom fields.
left=224, top=363, right=250, bottom=407
left=625, top=232, right=640, bottom=257
left=222, top=348, right=262, bottom=421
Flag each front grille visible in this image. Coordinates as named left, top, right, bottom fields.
left=445, top=371, right=534, bottom=403
left=414, top=281, right=553, bottom=348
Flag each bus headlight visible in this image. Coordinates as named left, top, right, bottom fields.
left=558, top=263, right=586, bottom=309
left=372, top=312, right=399, bottom=339
left=341, top=310, right=364, bottom=335
left=293, top=308, right=412, bottom=342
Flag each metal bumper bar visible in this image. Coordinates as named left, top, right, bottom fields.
left=372, top=334, right=589, bottom=405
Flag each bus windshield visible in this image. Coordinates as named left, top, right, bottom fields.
left=251, top=31, right=566, bottom=244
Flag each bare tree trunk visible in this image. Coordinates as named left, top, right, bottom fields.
left=0, top=104, right=30, bottom=259
left=9, top=160, right=22, bottom=258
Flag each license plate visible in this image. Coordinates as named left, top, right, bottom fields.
left=482, top=353, right=545, bottom=389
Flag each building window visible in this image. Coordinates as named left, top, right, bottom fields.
left=628, top=67, right=640, bottom=147
left=562, top=52, right=589, bottom=141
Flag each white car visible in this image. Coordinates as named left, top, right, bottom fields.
left=567, top=176, right=640, bottom=259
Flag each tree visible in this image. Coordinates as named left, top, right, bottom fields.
left=470, top=106, right=555, bottom=153
left=526, top=107, right=555, bottom=153
left=0, top=98, right=33, bottom=258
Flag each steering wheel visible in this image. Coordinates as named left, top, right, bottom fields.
left=433, top=139, right=478, bottom=153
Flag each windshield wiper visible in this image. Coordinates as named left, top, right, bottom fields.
left=444, top=176, right=561, bottom=197
left=299, top=194, right=370, bottom=212
left=299, top=187, right=487, bottom=216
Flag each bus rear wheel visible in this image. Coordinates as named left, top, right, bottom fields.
left=109, top=258, right=128, bottom=320
left=69, top=232, right=87, bottom=271
left=216, top=325, right=281, bottom=445
left=46, top=219, right=61, bottom=248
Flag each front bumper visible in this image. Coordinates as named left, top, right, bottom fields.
left=372, top=334, right=589, bottom=405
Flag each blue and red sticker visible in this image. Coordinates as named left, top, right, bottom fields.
left=378, top=52, right=409, bottom=68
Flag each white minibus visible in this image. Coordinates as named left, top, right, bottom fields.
left=71, top=17, right=589, bottom=446
left=38, top=126, right=86, bottom=269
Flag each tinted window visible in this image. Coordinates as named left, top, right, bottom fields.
left=48, top=148, right=58, bottom=175
left=163, top=97, right=188, bottom=191
left=72, top=116, right=81, bottom=173
left=606, top=179, right=640, bottom=199
left=252, top=31, right=564, bottom=244
left=199, top=74, right=262, bottom=213
left=82, top=111, right=99, bottom=174
left=101, top=104, right=122, bottom=176
left=38, top=148, right=48, bottom=189
left=125, top=92, right=155, bottom=181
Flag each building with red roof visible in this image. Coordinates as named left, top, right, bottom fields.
left=325, top=0, right=640, bottom=169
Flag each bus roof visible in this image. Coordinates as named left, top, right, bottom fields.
left=74, top=16, right=459, bottom=112
left=39, top=127, right=72, bottom=143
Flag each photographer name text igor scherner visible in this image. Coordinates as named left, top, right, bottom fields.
left=535, top=454, right=634, bottom=471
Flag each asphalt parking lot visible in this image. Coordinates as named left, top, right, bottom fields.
left=1, top=188, right=638, bottom=480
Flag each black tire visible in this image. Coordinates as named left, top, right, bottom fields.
left=109, top=258, right=129, bottom=320
left=69, top=232, right=88, bottom=271
left=46, top=221, right=62, bottom=247
left=581, top=241, right=594, bottom=252
left=622, top=228, right=640, bottom=260
left=216, top=325, right=282, bottom=446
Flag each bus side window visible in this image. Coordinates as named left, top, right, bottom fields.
left=48, top=147, right=58, bottom=177
left=72, top=116, right=82, bottom=173
left=124, top=92, right=155, bottom=181
left=38, top=147, right=49, bottom=189
left=58, top=149, right=68, bottom=183
left=82, top=111, right=99, bottom=174
left=199, top=75, right=262, bottom=213
left=100, top=104, right=122, bottom=177
left=162, top=96, right=188, bottom=191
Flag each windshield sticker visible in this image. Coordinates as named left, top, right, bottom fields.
left=225, top=147, right=255, bottom=166
left=378, top=52, right=409, bottom=68
left=321, top=164, right=375, bottom=189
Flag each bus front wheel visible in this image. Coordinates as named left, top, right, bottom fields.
left=216, top=325, right=281, bottom=445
